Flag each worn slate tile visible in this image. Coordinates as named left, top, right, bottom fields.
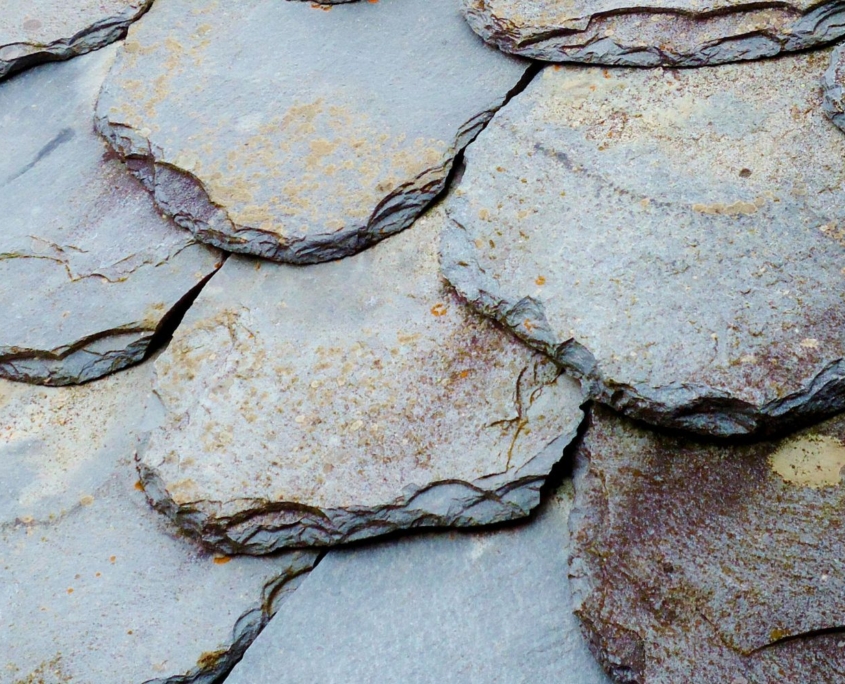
left=95, top=0, right=530, bottom=264
left=0, top=45, right=222, bottom=386
left=137, top=206, right=584, bottom=554
left=0, top=359, right=317, bottom=684
left=225, top=483, right=610, bottom=684
left=462, top=0, right=845, bottom=66
left=441, top=50, right=845, bottom=437
left=570, top=405, right=845, bottom=683
left=0, top=0, right=151, bottom=80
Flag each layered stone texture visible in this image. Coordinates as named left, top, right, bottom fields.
left=226, top=484, right=611, bottom=684
left=463, top=0, right=845, bottom=66
left=137, top=207, right=584, bottom=554
left=570, top=405, right=845, bottom=682
left=0, top=45, right=221, bottom=386
left=96, top=0, right=530, bottom=264
left=442, top=50, right=845, bottom=437
left=0, top=360, right=317, bottom=683
left=0, top=0, right=151, bottom=80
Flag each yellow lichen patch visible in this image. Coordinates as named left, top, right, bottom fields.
left=769, top=435, right=845, bottom=488
left=692, top=200, right=759, bottom=216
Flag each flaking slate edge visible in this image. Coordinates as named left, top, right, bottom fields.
left=0, top=0, right=153, bottom=80
left=462, top=0, right=845, bottom=67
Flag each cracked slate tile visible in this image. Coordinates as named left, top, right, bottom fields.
left=136, top=205, right=584, bottom=554
left=0, top=45, right=222, bottom=387
left=0, top=0, right=151, bottom=81
left=225, top=483, right=611, bottom=684
left=462, top=0, right=845, bottom=67
left=569, top=404, right=845, bottom=684
left=0, top=359, right=318, bottom=684
left=441, top=50, right=845, bottom=438
left=94, top=0, right=531, bottom=264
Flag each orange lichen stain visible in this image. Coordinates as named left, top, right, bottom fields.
left=770, top=628, right=789, bottom=641
left=197, top=650, right=228, bottom=670
left=134, top=481, right=145, bottom=491
left=431, top=303, right=448, bottom=317
left=66, top=588, right=73, bottom=595
left=535, top=276, right=547, bottom=286
left=213, top=556, right=232, bottom=565
left=459, top=370, right=470, bottom=379
left=524, top=319, right=536, bottom=332
left=109, top=556, right=117, bottom=564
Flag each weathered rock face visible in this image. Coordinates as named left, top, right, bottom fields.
left=823, top=44, right=845, bottom=132
left=95, top=0, right=530, bottom=264
left=0, top=0, right=151, bottom=80
left=226, top=484, right=610, bottom=684
left=462, top=0, right=845, bottom=67
left=137, top=206, right=584, bottom=554
left=0, top=46, right=222, bottom=386
left=442, top=51, right=845, bottom=437
left=0, top=360, right=318, bottom=684
left=570, top=405, right=845, bottom=683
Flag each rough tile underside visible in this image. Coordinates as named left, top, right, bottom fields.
left=570, top=406, right=845, bottom=683
left=442, top=50, right=845, bottom=436
left=137, top=207, right=584, bottom=554
left=0, top=361, right=317, bottom=683
left=0, top=46, right=221, bottom=386
left=95, top=0, right=530, bottom=263
left=226, top=485, right=611, bottom=684
left=463, top=0, right=845, bottom=66
left=0, top=0, right=151, bottom=80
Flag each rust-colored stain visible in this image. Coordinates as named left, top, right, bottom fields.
left=535, top=275, right=546, bottom=286
left=430, top=303, right=448, bottom=317
left=213, top=556, right=232, bottom=565
left=134, top=480, right=145, bottom=491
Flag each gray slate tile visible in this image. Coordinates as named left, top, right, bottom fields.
left=0, top=360, right=317, bottom=684
left=0, top=0, right=151, bottom=80
left=570, top=405, right=845, bottom=683
left=0, top=45, right=222, bottom=386
left=441, top=51, right=845, bottom=437
left=137, top=205, right=584, bottom=554
left=95, top=0, right=530, bottom=263
left=462, top=0, right=845, bottom=66
left=226, top=483, right=611, bottom=684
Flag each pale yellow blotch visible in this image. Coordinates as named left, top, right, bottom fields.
left=770, top=435, right=845, bottom=488
left=692, top=200, right=758, bottom=216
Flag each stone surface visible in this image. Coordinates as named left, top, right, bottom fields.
left=570, top=405, right=845, bottom=683
left=442, top=51, right=845, bottom=437
left=0, top=359, right=318, bottom=683
left=1, top=46, right=222, bottom=386
left=823, top=44, right=845, bottom=132
left=462, top=0, right=845, bottom=67
left=137, top=206, right=584, bottom=554
left=0, top=0, right=150, bottom=80
left=227, top=483, right=610, bottom=684
left=95, top=0, right=530, bottom=264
